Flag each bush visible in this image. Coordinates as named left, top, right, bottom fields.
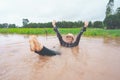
left=93, top=21, right=104, bottom=28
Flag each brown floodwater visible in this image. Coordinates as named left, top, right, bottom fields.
left=0, top=34, right=120, bottom=80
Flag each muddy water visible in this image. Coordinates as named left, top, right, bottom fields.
left=0, top=34, right=120, bottom=80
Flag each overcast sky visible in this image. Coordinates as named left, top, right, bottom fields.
left=0, top=0, right=120, bottom=26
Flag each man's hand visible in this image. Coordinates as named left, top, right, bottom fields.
left=84, top=21, right=89, bottom=28
left=52, top=20, right=56, bottom=27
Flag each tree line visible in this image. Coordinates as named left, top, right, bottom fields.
left=0, top=20, right=105, bottom=28
left=0, top=23, right=16, bottom=28
left=22, top=21, right=104, bottom=28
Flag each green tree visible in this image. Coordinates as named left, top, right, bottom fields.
left=9, top=24, right=16, bottom=28
left=104, top=15, right=120, bottom=29
left=116, top=7, right=120, bottom=14
left=88, top=21, right=93, bottom=28
left=22, top=19, right=29, bottom=26
left=93, top=21, right=104, bottom=28
left=106, top=0, right=114, bottom=17
left=2, top=23, right=9, bottom=28
left=0, top=24, right=3, bottom=28
left=104, top=7, right=120, bottom=29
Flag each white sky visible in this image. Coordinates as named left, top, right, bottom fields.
left=0, top=0, right=120, bottom=26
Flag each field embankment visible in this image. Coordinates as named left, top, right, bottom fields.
left=0, top=28, right=120, bottom=37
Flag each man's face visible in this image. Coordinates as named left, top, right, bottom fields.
left=65, top=36, right=74, bottom=43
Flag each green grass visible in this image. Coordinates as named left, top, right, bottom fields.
left=0, top=28, right=120, bottom=37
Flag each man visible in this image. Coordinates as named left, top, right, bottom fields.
left=29, top=20, right=88, bottom=56
left=52, top=20, right=88, bottom=47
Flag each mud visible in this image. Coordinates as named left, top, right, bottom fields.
left=0, top=35, right=120, bottom=80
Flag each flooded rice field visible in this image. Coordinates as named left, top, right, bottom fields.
left=0, top=34, right=120, bottom=80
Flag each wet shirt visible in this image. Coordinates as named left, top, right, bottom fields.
left=54, top=27, right=86, bottom=47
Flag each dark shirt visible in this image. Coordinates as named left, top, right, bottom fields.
left=54, top=27, right=86, bottom=47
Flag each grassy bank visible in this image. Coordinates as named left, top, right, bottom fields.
left=0, top=28, right=120, bottom=37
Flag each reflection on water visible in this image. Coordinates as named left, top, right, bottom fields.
left=0, top=34, right=120, bottom=80
left=103, top=37, right=120, bottom=46
left=0, top=34, right=28, bottom=45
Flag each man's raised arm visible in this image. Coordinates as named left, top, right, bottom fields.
left=74, top=21, right=88, bottom=45
left=52, top=20, right=63, bottom=44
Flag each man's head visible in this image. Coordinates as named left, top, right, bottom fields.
left=65, top=33, right=74, bottom=43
